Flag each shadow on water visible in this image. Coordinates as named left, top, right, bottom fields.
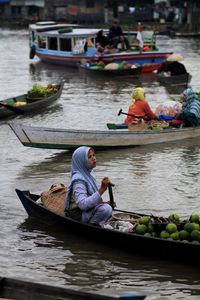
left=17, top=218, right=200, bottom=298
left=16, top=137, right=200, bottom=178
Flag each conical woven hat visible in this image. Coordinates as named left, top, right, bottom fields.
left=166, top=54, right=184, bottom=62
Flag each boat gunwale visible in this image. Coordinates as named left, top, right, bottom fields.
left=9, top=122, right=200, bottom=136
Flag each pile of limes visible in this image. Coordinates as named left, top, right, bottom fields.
left=134, top=214, right=200, bottom=243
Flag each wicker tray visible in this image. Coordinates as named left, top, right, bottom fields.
left=112, top=212, right=141, bottom=223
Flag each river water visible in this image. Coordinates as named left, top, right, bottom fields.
left=0, top=28, right=200, bottom=299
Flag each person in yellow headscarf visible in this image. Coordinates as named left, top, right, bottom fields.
left=124, top=87, right=157, bottom=124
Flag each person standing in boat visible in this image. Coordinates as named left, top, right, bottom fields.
left=107, top=19, right=130, bottom=50
left=65, top=146, right=115, bottom=226
left=124, top=87, right=158, bottom=125
left=177, top=87, right=200, bottom=127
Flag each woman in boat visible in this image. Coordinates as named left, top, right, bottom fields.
left=177, top=87, right=200, bottom=127
left=124, top=87, right=158, bottom=125
left=96, top=30, right=109, bottom=48
left=65, top=146, right=115, bottom=226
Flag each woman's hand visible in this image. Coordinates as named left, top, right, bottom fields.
left=98, top=177, right=112, bottom=195
left=107, top=200, right=117, bottom=209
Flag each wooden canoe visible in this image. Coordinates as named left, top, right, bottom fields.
left=0, top=82, right=64, bottom=119
left=15, top=189, right=200, bottom=266
left=79, top=63, right=142, bottom=77
left=157, top=72, right=192, bottom=87
left=9, top=122, right=200, bottom=150
left=0, top=276, right=146, bottom=300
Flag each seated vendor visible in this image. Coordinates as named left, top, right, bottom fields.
left=124, top=87, right=158, bottom=124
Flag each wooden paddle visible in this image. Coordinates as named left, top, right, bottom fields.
left=108, top=183, right=115, bottom=208
left=0, top=102, right=24, bottom=114
left=118, top=108, right=142, bottom=119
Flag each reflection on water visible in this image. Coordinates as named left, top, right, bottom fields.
left=1, top=29, right=200, bottom=300
left=17, top=219, right=200, bottom=299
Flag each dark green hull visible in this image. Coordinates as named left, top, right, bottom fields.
left=0, top=82, right=64, bottom=119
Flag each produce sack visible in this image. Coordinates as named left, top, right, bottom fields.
left=104, top=63, right=119, bottom=70
left=155, top=100, right=182, bottom=118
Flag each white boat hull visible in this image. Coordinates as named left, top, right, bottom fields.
left=9, top=122, right=200, bottom=150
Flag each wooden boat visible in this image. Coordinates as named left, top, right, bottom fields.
left=15, top=189, right=200, bottom=266
left=157, top=72, right=192, bottom=87
left=79, top=63, right=142, bottom=77
left=174, top=32, right=200, bottom=38
left=107, top=123, right=128, bottom=130
left=0, top=82, right=64, bottom=119
left=8, top=122, right=200, bottom=150
left=29, top=22, right=173, bottom=73
left=0, top=276, right=146, bottom=300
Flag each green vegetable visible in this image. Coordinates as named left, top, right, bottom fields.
left=27, top=84, right=54, bottom=99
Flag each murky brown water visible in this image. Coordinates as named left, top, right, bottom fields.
left=1, top=28, right=200, bottom=299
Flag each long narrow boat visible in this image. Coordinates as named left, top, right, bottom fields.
left=0, top=82, right=64, bottom=119
left=79, top=63, right=142, bottom=77
left=157, top=72, right=192, bottom=86
left=9, top=122, right=200, bottom=150
left=0, top=276, right=146, bottom=300
left=29, top=22, right=173, bottom=73
left=15, top=189, right=200, bottom=266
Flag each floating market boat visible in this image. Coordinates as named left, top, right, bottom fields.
left=157, top=72, right=192, bottom=87
left=0, top=276, right=145, bottom=300
left=79, top=61, right=142, bottom=76
left=15, top=188, right=200, bottom=266
left=8, top=122, right=200, bottom=150
left=29, top=22, right=173, bottom=73
left=0, top=82, right=64, bottom=119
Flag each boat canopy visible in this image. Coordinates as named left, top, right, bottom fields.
left=38, top=28, right=100, bottom=38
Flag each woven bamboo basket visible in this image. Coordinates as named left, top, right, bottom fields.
left=40, top=183, right=67, bottom=216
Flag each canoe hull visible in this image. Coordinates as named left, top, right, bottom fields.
left=9, top=122, right=200, bottom=150
left=16, top=189, right=200, bottom=265
left=79, top=64, right=142, bottom=76
left=0, top=276, right=145, bottom=300
left=0, top=82, right=64, bottom=119
left=157, top=73, right=192, bottom=86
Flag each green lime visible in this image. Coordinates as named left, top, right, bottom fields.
left=160, top=230, right=170, bottom=239
left=189, top=214, right=200, bottom=223
left=169, top=214, right=180, bottom=221
left=138, top=216, right=150, bottom=225
left=170, top=231, right=179, bottom=240
left=166, top=223, right=177, bottom=233
left=144, top=232, right=152, bottom=237
left=147, top=223, right=154, bottom=232
left=179, top=230, right=189, bottom=240
left=135, top=224, right=147, bottom=235
left=192, top=222, right=200, bottom=231
left=190, top=230, right=200, bottom=241
left=184, top=222, right=196, bottom=233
